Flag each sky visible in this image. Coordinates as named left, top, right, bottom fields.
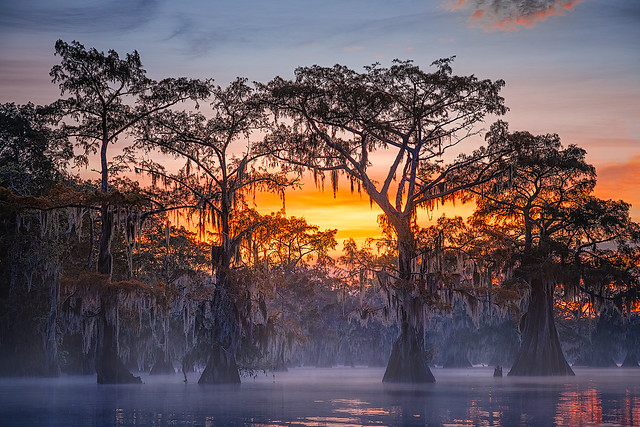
left=1, top=0, right=639, bottom=247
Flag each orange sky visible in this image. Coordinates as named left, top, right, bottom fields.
left=253, top=174, right=476, bottom=254
left=593, top=155, right=640, bottom=221
left=252, top=144, right=639, bottom=255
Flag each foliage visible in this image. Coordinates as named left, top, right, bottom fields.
left=262, top=58, right=507, bottom=214
left=468, top=123, right=640, bottom=375
left=135, top=78, right=295, bottom=268
left=0, top=103, right=73, bottom=376
left=261, top=59, right=512, bottom=384
left=50, top=40, right=211, bottom=181
left=2, top=43, right=638, bottom=380
left=470, top=122, right=640, bottom=312
left=0, top=103, right=72, bottom=196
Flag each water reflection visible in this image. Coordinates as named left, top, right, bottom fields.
left=554, top=376, right=640, bottom=426
left=0, top=367, right=638, bottom=426
left=555, top=387, right=603, bottom=425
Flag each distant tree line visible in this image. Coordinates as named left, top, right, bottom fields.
left=0, top=40, right=638, bottom=384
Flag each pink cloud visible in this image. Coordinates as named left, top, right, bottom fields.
left=470, top=9, right=486, bottom=21
left=446, top=0, right=584, bottom=32
left=450, top=0, right=469, bottom=11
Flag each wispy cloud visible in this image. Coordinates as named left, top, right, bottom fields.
left=0, top=0, right=161, bottom=34
left=154, top=2, right=446, bottom=58
left=445, top=0, right=583, bottom=31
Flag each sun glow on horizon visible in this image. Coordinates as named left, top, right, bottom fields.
left=252, top=175, right=476, bottom=257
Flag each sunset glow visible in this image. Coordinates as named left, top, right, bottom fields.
left=254, top=176, right=476, bottom=254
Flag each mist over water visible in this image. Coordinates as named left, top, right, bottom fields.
left=1, top=367, right=638, bottom=426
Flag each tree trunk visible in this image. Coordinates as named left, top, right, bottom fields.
left=150, top=314, right=174, bottom=374
left=442, top=352, right=472, bottom=368
left=93, top=205, right=140, bottom=383
left=198, top=207, right=243, bottom=383
left=508, top=277, right=574, bottom=376
left=382, top=221, right=436, bottom=383
left=197, top=283, right=242, bottom=384
left=95, top=311, right=142, bottom=384
left=149, top=315, right=174, bottom=374
left=586, top=348, right=617, bottom=367
left=198, top=344, right=241, bottom=384
left=42, top=272, right=60, bottom=377
left=97, top=204, right=113, bottom=276
left=586, top=309, right=620, bottom=367
left=383, top=322, right=435, bottom=383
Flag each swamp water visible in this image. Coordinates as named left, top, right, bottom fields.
left=1, top=367, right=639, bottom=426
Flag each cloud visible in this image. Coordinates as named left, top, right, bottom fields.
left=152, top=2, right=447, bottom=58
left=445, top=0, right=583, bottom=31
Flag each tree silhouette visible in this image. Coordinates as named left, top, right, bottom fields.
left=135, top=78, right=294, bottom=383
left=0, top=103, right=71, bottom=196
left=469, top=122, right=640, bottom=375
left=563, top=197, right=640, bottom=366
left=262, top=58, right=508, bottom=382
left=50, top=39, right=211, bottom=383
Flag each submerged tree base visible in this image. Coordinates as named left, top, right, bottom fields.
left=198, top=345, right=241, bottom=384
left=507, top=283, right=574, bottom=377
left=508, top=357, right=575, bottom=376
left=96, top=357, right=143, bottom=384
left=382, top=325, right=435, bottom=383
left=95, top=316, right=142, bottom=384
left=575, top=352, right=618, bottom=368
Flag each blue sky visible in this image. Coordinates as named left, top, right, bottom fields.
left=1, top=0, right=639, bottom=221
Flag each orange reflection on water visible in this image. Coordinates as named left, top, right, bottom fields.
left=462, top=398, right=503, bottom=427
left=332, top=398, right=390, bottom=420
left=555, top=386, right=640, bottom=426
left=626, top=393, right=640, bottom=426
left=555, top=387, right=603, bottom=425
left=302, top=416, right=375, bottom=426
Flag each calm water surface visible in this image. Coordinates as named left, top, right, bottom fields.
left=1, top=367, right=639, bottom=426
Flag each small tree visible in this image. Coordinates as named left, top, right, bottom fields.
left=239, top=211, right=337, bottom=370
left=564, top=197, right=640, bottom=366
